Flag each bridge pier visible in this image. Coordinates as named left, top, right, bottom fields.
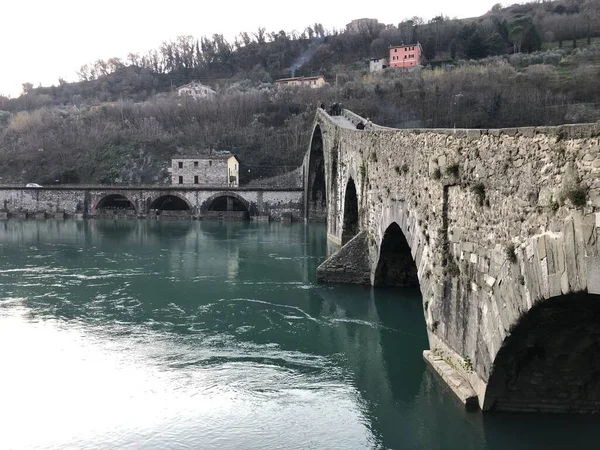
left=316, top=231, right=371, bottom=284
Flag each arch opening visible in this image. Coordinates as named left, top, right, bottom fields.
left=307, top=126, right=327, bottom=222
left=208, top=196, right=248, bottom=212
left=150, top=195, right=190, bottom=211
left=205, top=195, right=249, bottom=221
left=95, top=194, right=135, bottom=212
left=374, top=222, right=419, bottom=287
left=341, top=178, right=359, bottom=245
left=485, top=293, right=600, bottom=413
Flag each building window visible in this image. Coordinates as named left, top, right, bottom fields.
left=194, top=161, right=198, bottom=168
left=235, top=164, right=238, bottom=170
left=394, top=48, right=397, bottom=53
left=178, top=161, right=183, bottom=169
left=194, top=175, right=198, bottom=184
left=209, top=160, right=212, bottom=166
left=178, top=176, right=183, bottom=184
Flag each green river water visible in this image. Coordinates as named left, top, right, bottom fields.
left=1, top=220, right=599, bottom=450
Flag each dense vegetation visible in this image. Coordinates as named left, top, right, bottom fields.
left=0, top=0, right=599, bottom=184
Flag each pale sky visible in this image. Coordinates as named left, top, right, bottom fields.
left=0, top=0, right=506, bottom=98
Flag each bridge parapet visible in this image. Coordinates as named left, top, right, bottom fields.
left=310, top=108, right=600, bottom=412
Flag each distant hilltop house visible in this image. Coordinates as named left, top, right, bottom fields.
left=346, top=18, right=380, bottom=34
left=177, top=81, right=217, bottom=99
left=389, top=43, right=424, bottom=69
left=275, top=76, right=326, bottom=88
left=369, top=58, right=388, bottom=73
left=171, top=152, right=239, bottom=187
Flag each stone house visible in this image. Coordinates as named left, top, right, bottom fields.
left=369, top=58, right=388, bottom=72
left=389, top=43, right=424, bottom=69
left=275, top=76, right=326, bottom=89
left=177, top=81, right=217, bottom=99
left=171, top=153, right=239, bottom=187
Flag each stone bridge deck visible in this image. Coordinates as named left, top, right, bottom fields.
left=308, top=107, right=600, bottom=413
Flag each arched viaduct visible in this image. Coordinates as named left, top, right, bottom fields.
left=310, top=108, right=600, bottom=413
left=0, top=186, right=304, bottom=221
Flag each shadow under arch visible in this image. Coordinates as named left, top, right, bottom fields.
left=204, top=192, right=249, bottom=212
left=341, top=177, right=359, bottom=245
left=483, top=292, right=600, bottom=413
left=374, top=222, right=419, bottom=287
left=150, top=194, right=191, bottom=211
left=306, top=124, right=327, bottom=222
left=203, top=192, right=250, bottom=220
left=94, top=194, right=136, bottom=212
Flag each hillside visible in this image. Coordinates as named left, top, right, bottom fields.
left=0, top=0, right=599, bottom=185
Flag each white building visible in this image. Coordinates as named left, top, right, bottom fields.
left=369, top=58, right=388, bottom=73
left=177, top=81, right=217, bottom=99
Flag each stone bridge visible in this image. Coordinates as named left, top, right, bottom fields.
left=309, top=108, right=600, bottom=413
left=0, top=186, right=304, bottom=221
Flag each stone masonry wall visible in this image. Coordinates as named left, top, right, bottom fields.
left=171, top=158, right=229, bottom=186
left=0, top=187, right=304, bottom=221
left=313, top=108, right=600, bottom=409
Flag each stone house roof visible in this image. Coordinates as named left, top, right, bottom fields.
left=173, top=153, right=237, bottom=161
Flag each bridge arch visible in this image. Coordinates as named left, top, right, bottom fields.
left=150, top=194, right=192, bottom=211
left=93, top=193, right=137, bottom=213
left=306, top=124, right=327, bottom=222
left=374, top=221, right=419, bottom=287
left=341, top=178, right=359, bottom=245
left=483, top=292, right=600, bottom=413
left=202, top=192, right=251, bottom=220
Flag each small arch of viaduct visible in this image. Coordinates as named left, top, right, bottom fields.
left=312, top=107, right=600, bottom=413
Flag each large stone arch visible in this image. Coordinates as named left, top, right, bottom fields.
left=374, top=202, right=431, bottom=287
left=470, top=214, right=600, bottom=412
left=374, top=222, right=419, bottom=287
left=93, top=193, right=137, bottom=213
left=306, top=124, right=327, bottom=222
left=483, top=292, right=600, bottom=413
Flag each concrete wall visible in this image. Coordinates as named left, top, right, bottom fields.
left=0, top=187, right=304, bottom=221
left=312, top=107, right=600, bottom=411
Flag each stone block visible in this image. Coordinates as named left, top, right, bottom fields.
left=422, top=351, right=478, bottom=409
left=501, top=128, right=518, bottom=137
left=518, top=127, right=536, bottom=138
left=587, top=257, right=600, bottom=295
left=537, top=236, right=547, bottom=260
